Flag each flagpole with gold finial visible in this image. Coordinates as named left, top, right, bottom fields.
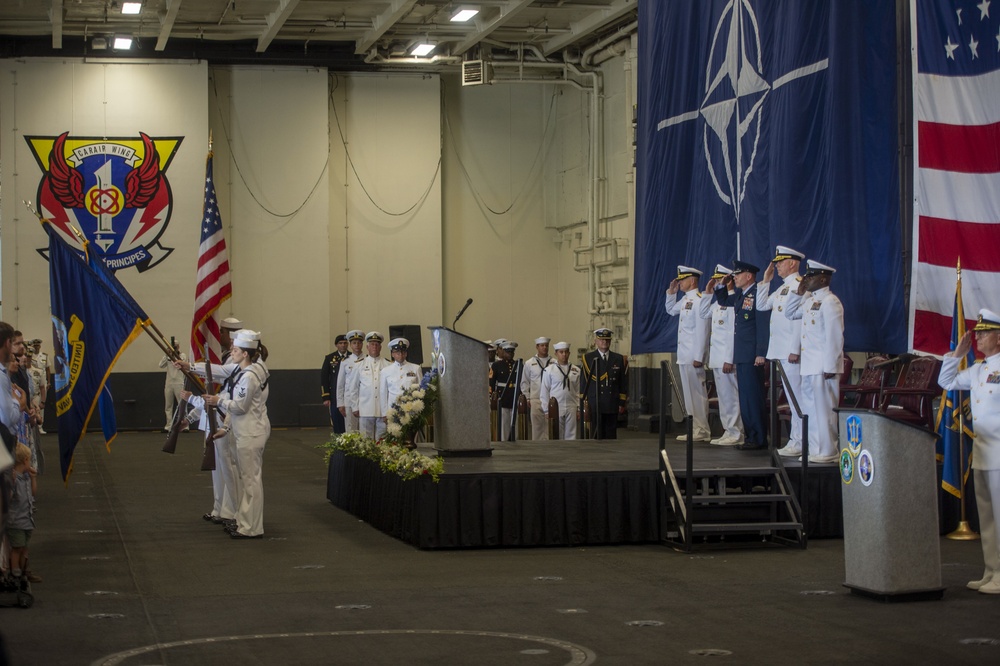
left=947, top=257, right=979, bottom=540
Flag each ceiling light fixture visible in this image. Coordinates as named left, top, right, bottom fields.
left=113, top=35, right=134, bottom=50
left=121, top=2, right=142, bottom=14
left=411, top=43, right=436, bottom=57
left=450, top=8, right=479, bottom=23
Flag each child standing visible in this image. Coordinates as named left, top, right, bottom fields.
left=6, top=443, right=36, bottom=587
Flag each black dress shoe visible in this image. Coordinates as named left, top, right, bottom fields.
left=202, top=513, right=215, bottom=522
left=735, top=442, right=766, bottom=451
left=230, top=531, right=263, bottom=539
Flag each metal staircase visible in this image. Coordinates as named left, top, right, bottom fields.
left=658, top=362, right=806, bottom=551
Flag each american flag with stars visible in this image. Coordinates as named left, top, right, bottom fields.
left=911, top=0, right=1000, bottom=355
left=190, top=150, right=232, bottom=364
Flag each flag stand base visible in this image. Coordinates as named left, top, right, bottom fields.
left=946, top=521, right=980, bottom=541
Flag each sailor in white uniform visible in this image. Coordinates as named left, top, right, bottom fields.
left=201, top=329, right=271, bottom=539
left=521, top=336, right=554, bottom=440
left=758, top=245, right=805, bottom=457
left=349, top=331, right=390, bottom=440
left=665, top=265, right=711, bottom=441
left=784, top=260, right=844, bottom=464
left=336, top=330, right=366, bottom=434
left=539, top=341, right=581, bottom=440
left=699, top=264, right=743, bottom=446
left=380, top=337, right=422, bottom=415
left=939, top=309, right=1000, bottom=595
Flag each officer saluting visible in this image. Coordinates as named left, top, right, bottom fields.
left=581, top=328, right=629, bottom=440
left=714, top=260, right=770, bottom=450
left=699, top=264, right=744, bottom=446
left=665, top=265, right=711, bottom=442
left=489, top=341, right=520, bottom=441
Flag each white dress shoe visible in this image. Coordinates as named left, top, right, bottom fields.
left=778, top=445, right=802, bottom=458
left=967, top=573, right=994, bottom=591
left=714, top=437, right=741, bottom=447
left=808, top=453, right=840, bottom=465
left=978, top=578, right=1000, bottom=595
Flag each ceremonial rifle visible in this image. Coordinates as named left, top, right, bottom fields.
left=200, top=348, right=219, bottom=472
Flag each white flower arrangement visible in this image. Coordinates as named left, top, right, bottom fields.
left=321, top=431, right=444, bottom=482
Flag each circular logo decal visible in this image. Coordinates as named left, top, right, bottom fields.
left=840, top=449, right=854, bottom=484
left=436, top=352, right=446, bottom=378
left=858, top=450, right=874, bottom=487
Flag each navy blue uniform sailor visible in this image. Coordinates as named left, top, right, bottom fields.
left=713, top=260, right=770, bottom=450
left=581, top=328, right=629, bottom=440
left=699, top=264, right=744, bottom=446
left=665, top=265, right=711, bottom=441
left=489, top=341, right=520, bottom=441
left=321, top=334, right=349, bottom=434
left=939, top=309, right=1000, bottom=595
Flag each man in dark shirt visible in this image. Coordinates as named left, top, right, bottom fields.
left=713, top=261, right=770, bottom=450
left=581, top=328, right=629, bottom=440
left=321, top=334, right=349, bottom=434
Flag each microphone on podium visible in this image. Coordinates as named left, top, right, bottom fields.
left=452, top=298, right=474, bottom=329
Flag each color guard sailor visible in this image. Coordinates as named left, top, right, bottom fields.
left=489, top=341, right=520, bottom=441
left=321, top=334, right=349, bottom=434
left=539, top=341, right=581, bottom=439
left=521, top=336, right=554, bottom=440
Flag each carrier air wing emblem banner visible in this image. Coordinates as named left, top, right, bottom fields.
left=26, top=132, right=183, bottom=272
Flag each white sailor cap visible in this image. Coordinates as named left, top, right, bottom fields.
left=553, top=341, right=570, bottom=351
left=365, top=331, right=384, bottom=343
left=803, top=259, right=836, bottom=276
left=773, top=245, right=805, bottom=262
left=501, top=340, right=518, bottom=351
left=233, top=329, right=261, bottom=348
left=221, top=317, right=243, bottom=330
left=711, top=264, right=733, bottom=280
left=594, top=328, right=613, bottom=340
left=389, top=337, right=409, bottom=351
left=535, top=337, right=551, bottom=345
left=974, top=309, right=1000, bottom=332
left=676, top=265, right=703, bottom=280
left=347, top=329, right=364, bottom=341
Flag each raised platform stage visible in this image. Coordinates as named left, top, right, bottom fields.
left=326, top=438, right=846, bottom=549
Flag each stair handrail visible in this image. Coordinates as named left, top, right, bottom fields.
left=659, top=360, right=693, bottom=548
left=771, top=360, right=809, bottom=540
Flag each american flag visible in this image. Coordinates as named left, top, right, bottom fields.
left=911, top=0, right=1000, bottom=355
left=190, top=151, right=232, bottom=364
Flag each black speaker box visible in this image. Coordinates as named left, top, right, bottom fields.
left=389, top=324, right=423, bottom=365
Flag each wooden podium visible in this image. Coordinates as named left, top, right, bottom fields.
left=428, top=327, right=492, bottom=456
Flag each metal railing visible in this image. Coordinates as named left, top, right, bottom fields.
left=769, top=360, right=808, bottom=541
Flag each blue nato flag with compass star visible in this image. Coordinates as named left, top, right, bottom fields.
left=633, top=0, right=904, bottom=354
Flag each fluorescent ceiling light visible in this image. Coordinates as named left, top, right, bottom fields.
left=121, top=2, right=142, bottom=14
left=411, top=43, right=436, bottom=57
left=451, top=9, right=479, bottom=22
left=113, top=36, right=134, bottom=50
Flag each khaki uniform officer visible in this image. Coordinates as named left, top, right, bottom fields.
left=349, top=332, right=390, bottom=440
left=521, top=336, right=554, bottom=440
left=699, top=264, right=744, bottom=446
left=380, top=337, right=422, bottom=415
left=784, top=260, right=844, bottom=464
left=939, top=309, right=1000, bottom=595
left=539, top=341, right=581, bottom=440
left=336, top=330, right=366, bottom=434
left=665, top=265, right=711, bottom=441
left=758, top=245, right=806, bottom=457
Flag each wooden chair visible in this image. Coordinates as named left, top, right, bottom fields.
left=840, top=354, right=890, bottom=410
left=877, top=356, right=942, bottom=430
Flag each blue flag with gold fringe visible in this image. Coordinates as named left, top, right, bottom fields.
left=935, top=267, right=974, bottom=498
left=46, top=223, right=146, bottom=481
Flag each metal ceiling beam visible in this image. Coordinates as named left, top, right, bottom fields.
left=49, top=0, right=62, bottom=49
left=354, top=0, right=418, bottom=55
left=155, top=0, right=182, bottom=52
left=257, top=0, right=302, bottom=53
left=541, top=0, right=636, bottom=56
left=452, top=0, right=534, bottom=56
